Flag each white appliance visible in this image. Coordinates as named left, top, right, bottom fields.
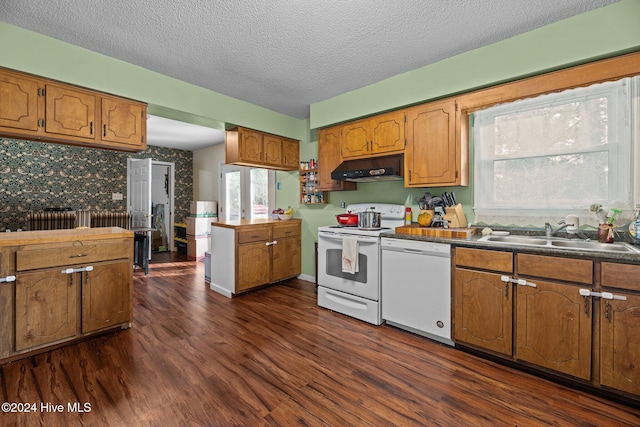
left=381, top=237, right=453, bottom=346
left=317, top=203, right=405, bottom=325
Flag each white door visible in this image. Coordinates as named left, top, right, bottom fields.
left=219, top=163, right=274, bottom=222
left=129, top=158, right=152, bottom=228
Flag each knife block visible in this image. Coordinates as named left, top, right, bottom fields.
left=421, top=204, right=467, bottom=228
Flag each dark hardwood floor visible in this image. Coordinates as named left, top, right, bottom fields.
left=1, top=252, right=639, bottom=426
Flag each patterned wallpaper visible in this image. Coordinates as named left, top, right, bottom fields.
left=0, top=138, right=193, bottom=231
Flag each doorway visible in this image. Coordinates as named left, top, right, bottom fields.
left=127, top=158, right=175, bottom=258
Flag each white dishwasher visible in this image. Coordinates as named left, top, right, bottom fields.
left=381, top=237, right=453, bottom=346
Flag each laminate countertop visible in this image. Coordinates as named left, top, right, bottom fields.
left=382, top=227, right=640, bottom=264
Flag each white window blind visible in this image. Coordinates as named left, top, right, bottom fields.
left=473, top=77, right=638, bottom=227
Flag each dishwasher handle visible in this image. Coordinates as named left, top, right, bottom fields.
left=381, top=242, right=451, bottom=258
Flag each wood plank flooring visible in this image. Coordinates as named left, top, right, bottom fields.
left=1, top=252, right=639, bottom=426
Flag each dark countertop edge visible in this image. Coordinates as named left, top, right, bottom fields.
left=381, top=231, right=640, bottom=264
left=212, top=218, right=302, bottom=229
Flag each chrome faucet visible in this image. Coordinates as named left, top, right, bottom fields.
left=545, top=218, right=590, bottom=240
left=545, top=220, right=572, bottom=237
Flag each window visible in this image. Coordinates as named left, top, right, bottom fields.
left=219, top=163, right=275, bottom=222
left=473, top=77, right=639, bottom=226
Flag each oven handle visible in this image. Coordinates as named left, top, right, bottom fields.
left=318, top=233, right=379, bottom=244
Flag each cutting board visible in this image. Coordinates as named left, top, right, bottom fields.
left=394, top=224, right=476, bottom=239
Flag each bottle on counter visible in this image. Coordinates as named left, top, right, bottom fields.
left=630, top=204, right=640, bottom=244
left=405, top=207, right=412, bottom=225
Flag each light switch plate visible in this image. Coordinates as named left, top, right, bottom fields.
left=112, top=192, right=123, bottom=200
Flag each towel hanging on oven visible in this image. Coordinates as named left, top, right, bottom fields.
left=342, top=237, right=359, bottom=274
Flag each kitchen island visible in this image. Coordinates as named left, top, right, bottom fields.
left=0, top=227, right=134, bottom=363
left=210, top=218, right=301, bottom=297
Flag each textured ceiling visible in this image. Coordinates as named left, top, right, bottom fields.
left=0, top=0, right=619, bottom=150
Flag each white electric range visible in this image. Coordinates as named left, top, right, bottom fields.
left=317, top=203, right=406, bottom=324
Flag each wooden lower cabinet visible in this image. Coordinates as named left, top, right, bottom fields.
left=210, top=220, right=302, bottom=296
left=515, top=279, right=592, bottom=380
left=15, top=268, right=77, bottom=351
left=0, top=228, right=133, bottom=361
left=237, top=241, right=272, bottom=292
left=454, top=268, right=513, bottom=356
left=600, top=294, right=640, bottom=395
left=82, top=261, right=132, bottom=333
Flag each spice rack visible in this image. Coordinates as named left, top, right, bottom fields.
left=299, top=163, right=327, bottom=204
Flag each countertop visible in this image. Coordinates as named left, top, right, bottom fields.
left=0, top=227, right=133, bottom=246
left=382, top=228, right=640, bottom=264
left=211, top=218, right=302, bottom=229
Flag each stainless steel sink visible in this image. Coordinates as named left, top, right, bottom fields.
left=478, top=234, right=640, bottom=254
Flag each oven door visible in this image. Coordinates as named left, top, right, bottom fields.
left=317, top=231, right=379, bottom=301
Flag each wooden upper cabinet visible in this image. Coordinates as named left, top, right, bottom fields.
left=0, top=68, right=146, bottom=152
left=101, top=96, right=146, bottom=150
left=341, top=111, right=405, bottom=159
left=0, top=69, right=40, bottom=132
left=226, top=126, right=299, bottom=171
left=317, top=126, right=356, bottom=191
left=44, top=83, right=97, bottom=140
left=405, top=98, right=462, bottom=187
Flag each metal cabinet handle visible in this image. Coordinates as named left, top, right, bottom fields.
left=69, top=253, right=88, bottom=258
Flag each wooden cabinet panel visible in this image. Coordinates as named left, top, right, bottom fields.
left=82, top=261, right=131, bottom=333
left=237, top=242, right=271, bottom=292
left=226, top=126, right=299, bottom=170
left=517, top=254, right=592, bottom=284
left=601, top=262, right=640, bottom=291
left=281, top=138, right=300, bottom=169
left=0, top=70, right=39, bottom=132
left=600, top=294, right=640, bottom=395
left=15, top=269, right=76, bottom=351
left=370, top=111, right=405, bottom=155
left=516, top=279, right=592, bottom=380
left=341, top=111, right=405, bottom=159
left=317, top=126, right=356, bottom=191
left=341, top=119, right=369, bottom=158
left=44, top=83, right=97, bottom=140
left=101, top=96, right=146, bottom=149
left=16, top=239, right=131, bottom=271
left=272, top=222, right=300, bottom=239
left=454, top=268, right=513, bottom=355
left=404, top=99, right=459, bottom=187
left=238, top=227, right=271, bottom=244
left=0, top=68, right=146, bottom=152
left=272, top=235, right=301, bottom=282
left=454, top=247, right=513, bottom=273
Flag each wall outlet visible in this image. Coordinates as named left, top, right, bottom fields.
left=112, top=192, right=123, bottom=200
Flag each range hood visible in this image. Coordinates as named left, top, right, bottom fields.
left=330, top=154, right=404, bottom=182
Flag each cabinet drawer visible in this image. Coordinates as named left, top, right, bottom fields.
left=517, top=253, right=592, bottom=284
left=237, top=228, right=270, bottom=244
left=16, top=240, right=130, bottom=271
left=601, top=262, right=640, bottom=291
left=455, top=247, right=513, bottom=273
left=272, top=223, right=300, bottom=239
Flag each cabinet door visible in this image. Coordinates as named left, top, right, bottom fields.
left=600, top=294, right=640, bottom=395
left=237, top=242, right=271, bottom=292
left=341, top=119, right=370, bottom=159
left=516, top=279, right=591, bottom=380
left=264, top=135, right=283, bottom=166
left=454, top=268, right=512, bottom=355
left=317, top=126, right=356, bottom=191
left=272, top=236, right=301, bottom=282
left=101, top=97, right=146, bottom=149
left=44, top=83, right=97, bottom=140
left=0, top=70, right=40, bottom=132
left=82, top=261, right=132, bottom=333
left=239, top=128, right=264, bottom=163
left=405, top=99, right=457, bottom=186
left=15, top=269, right=77, bottom=351
left=281, top=138, right=300, bottom=170
left=370, top=111, right=405, bottom=155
